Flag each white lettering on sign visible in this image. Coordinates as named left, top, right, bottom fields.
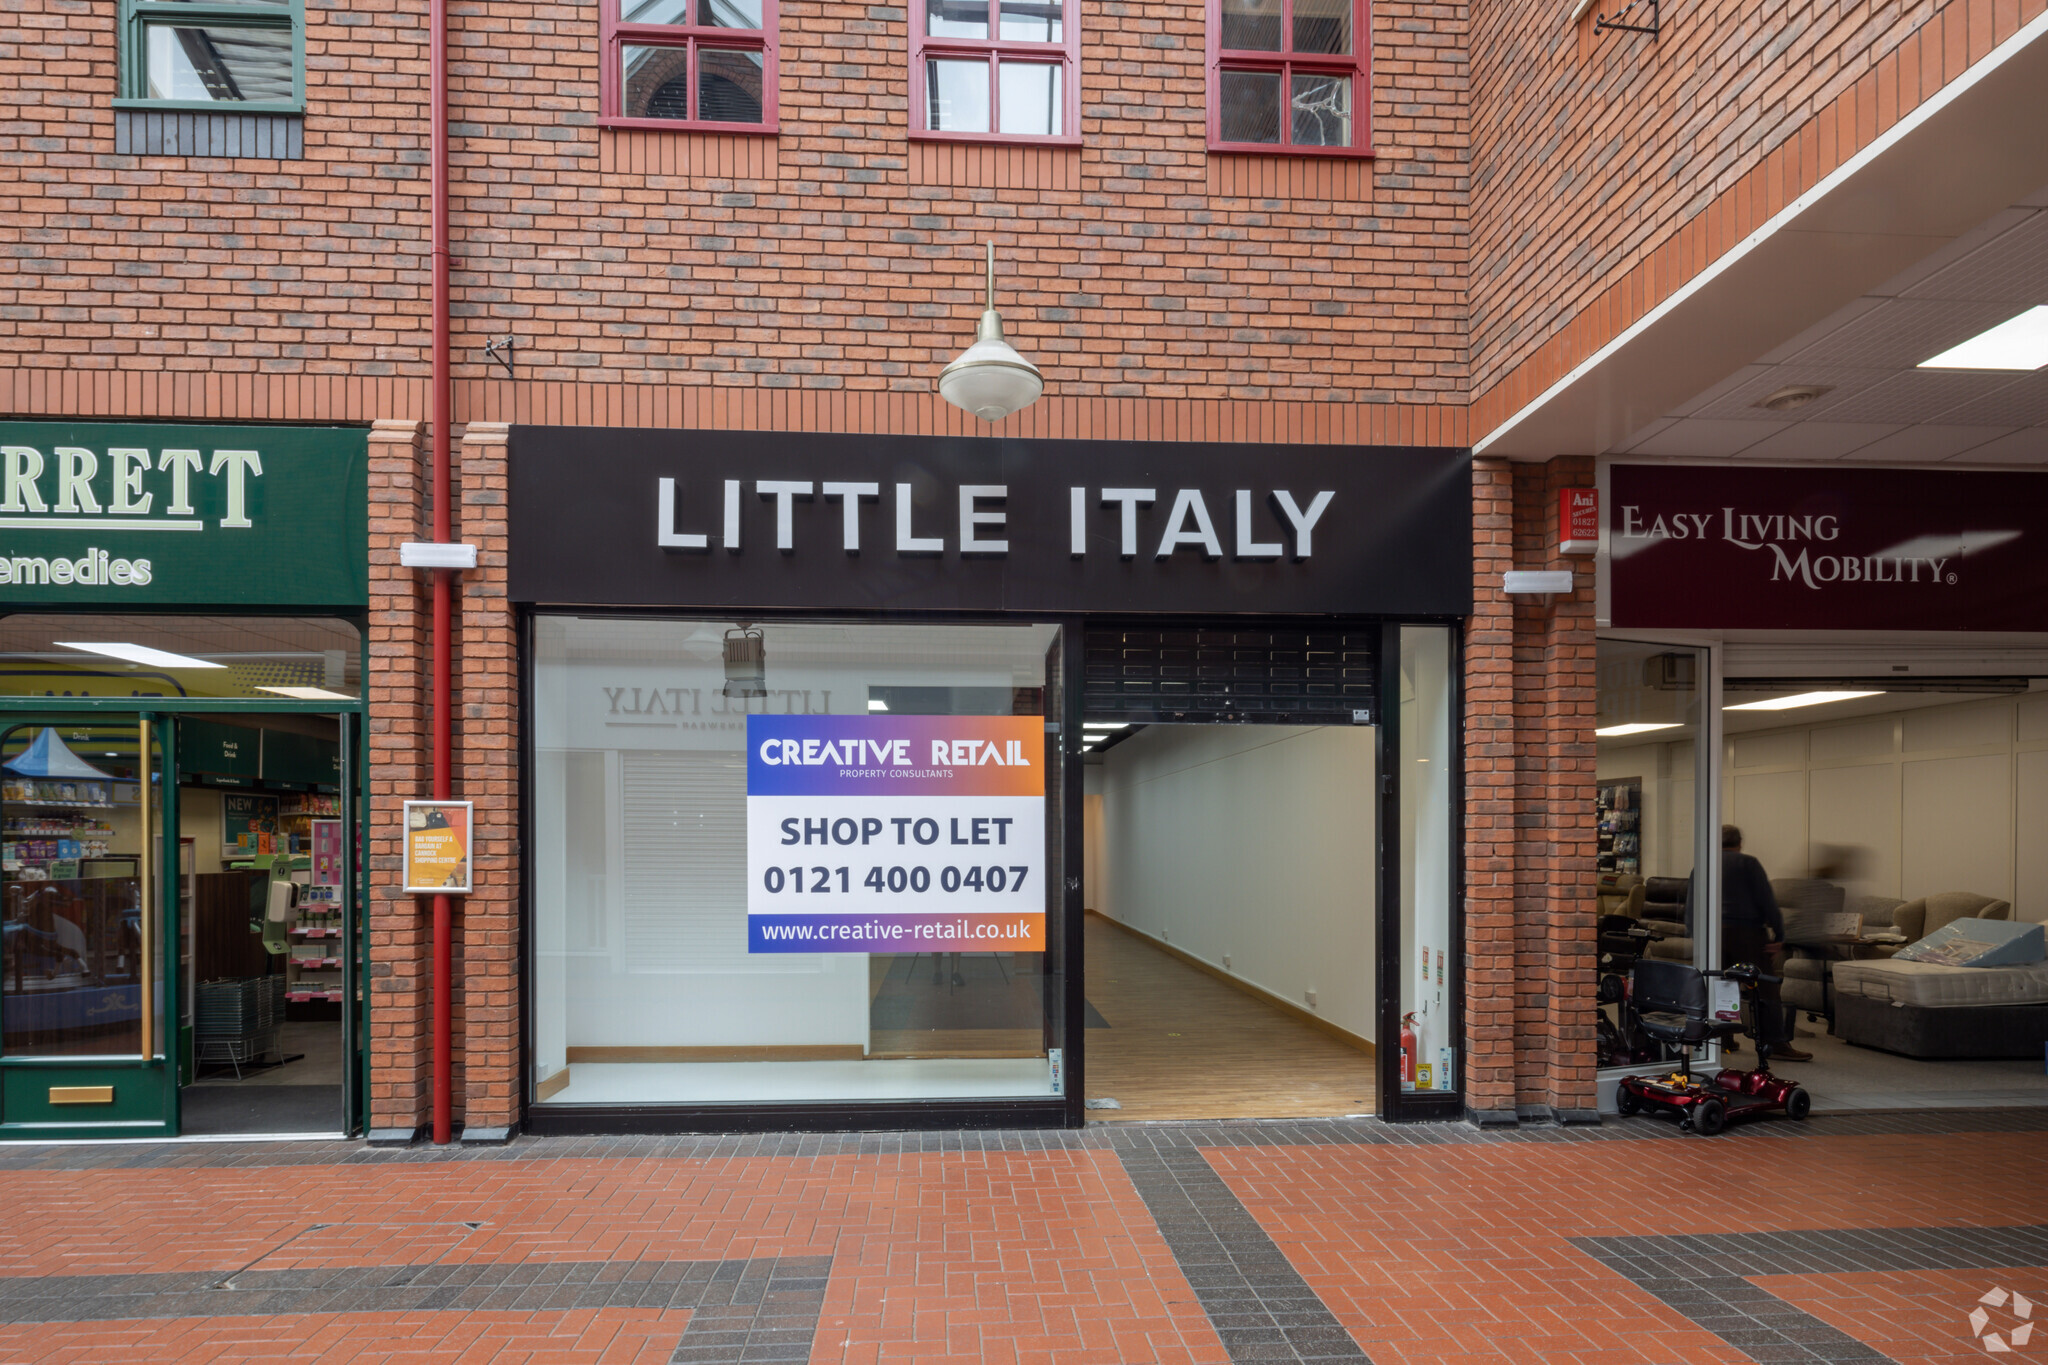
left=0, top=443, right=264, bottom=531
left=0, top=548, right=154, bottom=587
left=1614, top=501, right=1993, bottom=590
left=656, top=479, right=1336, bottom=561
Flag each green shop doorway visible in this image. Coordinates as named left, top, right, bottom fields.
left=0, top=623, right=367, bottom=1140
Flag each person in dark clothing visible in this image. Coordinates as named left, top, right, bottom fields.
left=1718, top=824, right=1809, bottom=1062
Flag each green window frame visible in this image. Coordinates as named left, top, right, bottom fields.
left=115, top=0, right=305, bottom=114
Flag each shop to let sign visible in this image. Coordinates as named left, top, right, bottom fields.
left=745, top=715, right=1045, bottom=953
left=403, top=800, right=473, bottom=894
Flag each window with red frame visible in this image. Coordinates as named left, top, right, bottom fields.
left=911, top=0, right=1078, bottom=141
left=603, top=0, right=777, bottom=130
left=1207, top=0, right=1369, bottom=153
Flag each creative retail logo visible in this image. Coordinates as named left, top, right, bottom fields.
left=1970, top=1286, right=2037, bottom=1353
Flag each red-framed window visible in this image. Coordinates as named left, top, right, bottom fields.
left=600, top=0, right=778, bottom=132
left=909, top=0, right=1080, bottom=144
left=1206, top=0, right=1370, bottom=155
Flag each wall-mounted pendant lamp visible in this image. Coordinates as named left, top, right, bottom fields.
left=938, top=241, right=1043, bottom=422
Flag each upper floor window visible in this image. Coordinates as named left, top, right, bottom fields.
left=602, top=0, right=779, bottom=131
left=1206, top=0, right=1370, bottom=154
left=910, top=0, right=1079, bottom=143
left=116, top=0, right=303, bottom=112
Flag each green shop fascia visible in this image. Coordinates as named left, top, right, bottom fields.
left=0, top=421, right=369, bottom=1140
left=0, top=422, right=367, bottom=611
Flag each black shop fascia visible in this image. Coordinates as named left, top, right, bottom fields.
left=508, top=426, right=1473, bottom=1132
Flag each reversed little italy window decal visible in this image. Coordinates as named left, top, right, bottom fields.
left=1973, top=1286, right=2037, bottom=1353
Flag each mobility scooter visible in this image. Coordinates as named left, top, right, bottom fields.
left=1614, top=958, right=1812, bottom=1135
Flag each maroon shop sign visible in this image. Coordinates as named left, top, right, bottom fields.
left=1610, top=464, right=2048, bottom=632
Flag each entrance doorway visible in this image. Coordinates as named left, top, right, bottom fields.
left=0, top=616, right=365, bottom=1141
left=1082, top=722, right=1380, bottom=1119
left=1073, top=622, right=1399, bottom=1122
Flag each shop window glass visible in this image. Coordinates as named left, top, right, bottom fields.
left=1396, top=625, right=1455, bottom=1098
left=0, top=615, right=361, bottom=702
left=1594, top=640, right=1710, bottom=1069
left=531, top=616, right=1067, bottom=1109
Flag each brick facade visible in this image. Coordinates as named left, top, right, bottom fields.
left=0, top=0, right=1471, bottom=444
left=1462, top=455, right=1596, bottom=1123
left=1467, top=0, right=2046, bottom=441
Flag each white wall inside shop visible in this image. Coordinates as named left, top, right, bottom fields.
left=1601, top=691, right=2048, bottom=920
left=1722, top=690, right=2048, bottom=921
left=1595, top=735, right=1699, bottom=880
left=1089, top=724, right=1377, bottom=1042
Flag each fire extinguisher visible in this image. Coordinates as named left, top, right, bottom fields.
left=1399, top=1012, right=1418, bottom=1092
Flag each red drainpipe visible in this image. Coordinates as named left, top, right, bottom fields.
left=428, top=0, right=454, bottom=1145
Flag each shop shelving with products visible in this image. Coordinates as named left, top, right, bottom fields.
left=1596, top=777, right=1642, bottom=877
left=1, top=777, right=118, bottom=881
left=284, top=819, right=346, bottom=1004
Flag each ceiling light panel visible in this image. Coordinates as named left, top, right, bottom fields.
left=1594, top=722, right=1683, bottom=737
left=1724, top=690, right=1882, bottom=711
left=257, top=686, right=357, bottom=700
left=1919, top=306, right=2048, bottom=371
left=55, top=642, right=225, bottom=670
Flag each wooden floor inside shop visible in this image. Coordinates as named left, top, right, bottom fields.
left=1083, top=912, right=1377, bottom=1121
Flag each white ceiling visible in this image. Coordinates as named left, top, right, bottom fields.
left=1475, top=14, right=2048, bottom=463
left=1616, top=200, right=2048, bottom=464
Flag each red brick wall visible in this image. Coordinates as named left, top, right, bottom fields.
left=1467, top=0, right=2048, bottom=439
left=1, top=0, right=1472, bottom=442
left=1462, top=454, right=1596, bottom=1121
left=365, top=419, right=434, bottom=1137
left=455, top=423, right=521, bottom=1133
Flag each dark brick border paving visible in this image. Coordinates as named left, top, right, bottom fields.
left=1573, top=1225, right=2048, bottom=1364
left=1, top=1105, right=2043, bottom=1172
left=1119, top=1147, right=1371, bottom=1363
left=0, top=1254, right=831, bottom=1365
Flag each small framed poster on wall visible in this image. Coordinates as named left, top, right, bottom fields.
left=402, top=799, right=473, bottom=894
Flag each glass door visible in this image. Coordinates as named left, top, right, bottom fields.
left=0, top=711, right=178, bottom=1138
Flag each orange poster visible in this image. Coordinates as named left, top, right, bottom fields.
left=403, top=800, right=472, bottom=894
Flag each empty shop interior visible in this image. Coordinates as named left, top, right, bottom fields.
left=527, top=617, right=1457, bottom=1126
left=1596, top=638, right=2048, bottom=1112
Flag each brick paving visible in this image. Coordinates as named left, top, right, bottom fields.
left=0, top=1109, right=2042, bottom=1363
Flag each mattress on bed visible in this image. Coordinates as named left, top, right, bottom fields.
left=1829, top=957, right=2048, bottom=1008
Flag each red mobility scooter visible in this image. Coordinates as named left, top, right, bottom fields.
left=1614, top=958, right=1813, bottom=1135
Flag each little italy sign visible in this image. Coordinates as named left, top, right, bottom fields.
left=1609, top=464, right=2048, bottom=632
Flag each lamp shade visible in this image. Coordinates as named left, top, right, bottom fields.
left=939, top=328, right=1044, bottom=422
left=938, top=242, right=1044, bottom=423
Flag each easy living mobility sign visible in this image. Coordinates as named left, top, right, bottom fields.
left=1610, top=464, right=2048, bottom=631
left=745, top=715, right=1045, bottom=953
left=0, top=423, right=368, bottom=606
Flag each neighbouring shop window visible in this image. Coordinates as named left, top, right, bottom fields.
left=605, top=0, right=778, bottom=129
left=2, top=718, right=166, bottom=1059
left=1395, top=624, right=1455, bottom=1098
left=1594, top=639, right=1709, bottom=1068
left=118, top=0, right=302, bottom=111
left=911, top=0, right=1078, bottom=140
left=1207, top=0, right=1370, bottom=153
left=0, top=616, right=362, bottom=702
left=530, top=616, right=1067, bottom=1109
